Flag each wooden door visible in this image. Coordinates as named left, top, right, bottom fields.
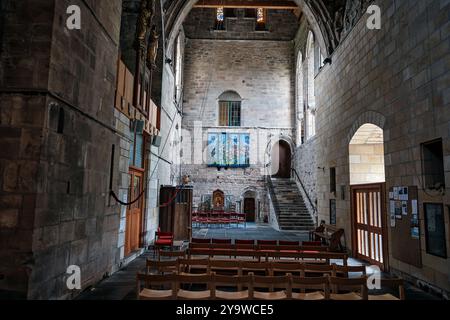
left=272, top=141, right=291, bottom=178
left=351, top=184, right=388, bottom=270
left=125, top=169, right=144, bottom=256
left=244, top=198, right=256, bottom=222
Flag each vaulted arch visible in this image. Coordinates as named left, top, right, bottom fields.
left=165, top=0, right=334, bottom=57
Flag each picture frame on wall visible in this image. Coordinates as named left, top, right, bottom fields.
left=424, top=203, right=447, bottom=258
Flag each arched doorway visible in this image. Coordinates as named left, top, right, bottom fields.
left=271, top=140, right=292, bottom=178
left=349, top=123, right=388, bottom=270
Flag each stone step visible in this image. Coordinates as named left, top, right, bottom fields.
left=269, top=177, right=315, bottom=232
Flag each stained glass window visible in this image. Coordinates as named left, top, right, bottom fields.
left=217, top=7, right=224, bottom=22
left=207, top=133, right=250, bottom=168
left=257, top=8, right=265, bottom=23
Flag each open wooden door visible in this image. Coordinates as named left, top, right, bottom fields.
left=125, top=169, right=144, bottom=256
left=351, top=183, right=389, bottom=270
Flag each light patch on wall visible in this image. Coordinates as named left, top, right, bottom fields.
left=349, top=124, right=385, bottom=185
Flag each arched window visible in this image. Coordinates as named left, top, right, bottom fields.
left=218, top=91, right=242, bottom=127
left=296, top=51, right=304, bottom=145
left=216, top=7, right=225, bottom=30
left=306, top=31, right=316, bottom=139
left=174, top=33, right=183, bottom=103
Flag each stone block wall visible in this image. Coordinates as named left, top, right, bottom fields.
left=0, top=0, right=124, bottom=299
left=293, top=137, right=318, bottom=220
left=181, top=37, right=295, bottom=218
left=296, top=0, right=450, bottom=295
left=183, top=8, right=299, bottom=41
left=349, top=143, right=385, bottom=185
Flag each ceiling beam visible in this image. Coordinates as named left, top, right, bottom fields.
left=193, top=0, right=298, bottom=10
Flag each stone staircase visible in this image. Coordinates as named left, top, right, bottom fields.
left=268, top=178, right=315, bottom=231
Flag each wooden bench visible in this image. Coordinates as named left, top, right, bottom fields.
left=313, top=224, right=345, bottom=252
left=137, top=272, right=403, bottom=300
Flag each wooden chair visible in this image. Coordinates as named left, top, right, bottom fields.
left=302, top=241, right=322, bottom=246
left=279, top=240, right=300, bottom=246
left=154, top=230, right=174, bottom=257
left=240, top=261, right=270, bottom=276
left=369, top=278, right=405, bottom=300
left=329, top=276, right=368, bottom=300
left=212, top=238, right=232, bottom=244
left=146, top=259, right=179, bottom=275
left=302, top=264, right=334, bottom=277
left=209, top=259, right=240, bottom=276
left=191, top=238, right=211, bottom=244
left=176, top=273, right=214, bottom=300
left=235, top=239, right=254, bottom=245
left=257, top=240, right=277, bottom=245
left=179, top=258, right=210, bottom=274
left=332, top=264, right=367, bottom=278
left=137, top=273, right=176, bottom=300
left=269, top=262, right=304, bottom=276
left=290, top=275, right=330, bottom=300
left=251, top=274, right=291, bottom=300
left=212, top=272, right=253, bottom=300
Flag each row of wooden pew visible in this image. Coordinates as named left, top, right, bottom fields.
left=137, top=272, right=405, bottom=300
left=187, top=246, right=348, bottom=265
left=191, top=238, right=323, bottom=246
left=148, top=258, right=362, bottom=277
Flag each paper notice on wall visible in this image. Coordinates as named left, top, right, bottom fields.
left=399, top=187, right=409, bottom=201
left=390, top=201, right=396, bottom=227
left=393, top=187, right=399, bottom=200
left=412, top=200, right=418, bottom=215
left=411, top=227, right=419, bottom=239
left=390, top=212, right=396, bottom=227
left=395, top=201, right=402, bottom=219
left=402, top=201, right=408, bottom=216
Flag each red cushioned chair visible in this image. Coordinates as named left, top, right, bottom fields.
left=257, top=240, right=277, bottom=245
left=154, top=228, right=174, bottom=258
left=302, top=241, right=322, bottom=246
left=279, top=240, right=300, bottom=246
left=235, top=239, right=255, bottom=245
left=212, top=238, right=232, bottom=244
left=191, top=238, right=211, bottom=244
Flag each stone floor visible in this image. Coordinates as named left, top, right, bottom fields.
left=76, top=224, right=440, bottom=300
left=192, top=223, right=310, bottom=241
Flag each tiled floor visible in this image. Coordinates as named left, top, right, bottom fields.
left=76, top=224, right=441, bottom=300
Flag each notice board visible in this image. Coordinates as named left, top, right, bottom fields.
left=389, top=186, right=422, bottom=268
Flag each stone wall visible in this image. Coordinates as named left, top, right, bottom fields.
left=293, top=138, right=318, bottom=220
left=0, top=0, right=124, bottom=299
left=181, top=37, right=295, bottom=218
left=0, top=0, right=56, bottom=299
left=349, top=143, right=385, bottom=185
left=183, top=8, right=299, bottom=41
left=297, top=0, right=450, bottom=295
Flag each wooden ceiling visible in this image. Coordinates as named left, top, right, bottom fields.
left=193, top=0, right=298, bottom=10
